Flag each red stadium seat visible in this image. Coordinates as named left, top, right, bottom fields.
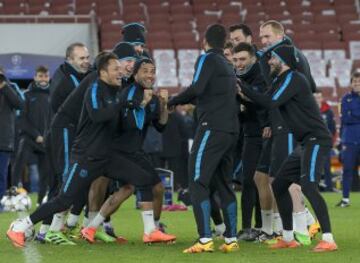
left=149, top=13, right=170, bottom=24
left=173, top=32, right=196, bottom=42
left=312, top=23, right=339, bottom=33
left=315, top=15, right=338, bottom=24
left=297, top=41, right=322, bottom=50
left=320, top=32, right=341, bottom=42
left=343, top=32, right=360, bottom=42
left=172, top=13, right=194, bottom=23
left=170, top=4, right=193, bottom=15
left=291, top=14, right=315, bottom=24
left=148, top=40, right=174, bottom=49
left=193, top=3, right=218, bottom=15
left=148, top=22, right=171, bottom=33
left=220, top=5, right=241, bottom=17
left=334, top=0, right=356, bottom=6
left=335, top=5, right=358, bottom=15
left=221, top=14, right=241, bottom=28
left=337, top=14, right=359, bottom=25
left=146, top=4, right=170, bottom=15
left=171, top=22, right=193, bottom=33
left=244, top=13, right=267, bottom=24
left=323, top=41, right=348, bottom=49
left=243, top=4, right=265, bottom=15
left=174, top=40, right=199, bottom=50
left=3, top=3, right=26, bottom=14
left=49, top=5, right=73, bottom=15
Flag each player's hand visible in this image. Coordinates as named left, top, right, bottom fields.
left=159, top=89, right=169, bottom=103
left=0, top=73, right=7, bottom=88
left=262, top=127, right=272, bottom=138
left=35, top=136, right=44, bottom=144
left=141, top=89, right=153, bottom=107
left=0, top=81, right=5, bottom=90
left=168, top=106, right=175, bottom=113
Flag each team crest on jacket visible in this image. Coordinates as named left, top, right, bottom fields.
left=79, top=169, right=88, bottom=178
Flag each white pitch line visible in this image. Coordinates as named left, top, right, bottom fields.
left=17, top=211, right=42, bottom=263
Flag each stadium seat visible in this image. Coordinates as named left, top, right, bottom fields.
left=314, top=76, right=336, bottom=89
left=302, top=49, right=323, bottom=61
left=324, top=49, right=346, bottom=60
left=349, top=41, right=360, bottom=59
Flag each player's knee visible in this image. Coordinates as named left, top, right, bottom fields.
left=289, top=183, right=302, bottom=194
left=122, top=184, right=135, bottom=194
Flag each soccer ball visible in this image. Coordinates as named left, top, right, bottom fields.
left=13, top=194, right=32, bottom=212
left=1, top=195, right=16, bottom=211
left=10, top=220, right=35, bottom=242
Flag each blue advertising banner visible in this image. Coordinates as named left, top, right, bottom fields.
left=0, top=53, right=64, bottom=79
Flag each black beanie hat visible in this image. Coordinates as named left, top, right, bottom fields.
left=271, top=45, right=297, bottom=70
left=112, top=42, right=138, bottom=60
left=133, top=58, right=154, bottom=76
left=122, top=23, right=146, bottom=45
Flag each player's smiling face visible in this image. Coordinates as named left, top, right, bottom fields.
left=268, top=55, right=282, bottom=77
left=135, top=63, right=156, bottom=89
left=260, top=25, right=283, bottom=47
left=101, top=59, right=122, bottom=86
left=34, top=71, right=50, bottom=88
left=351, top=76, right=360, bottom=93
left=230, top=29, right=250, bottom=46
left=119, top=59, right=136, bottom=78
left=232, top=51, right=254, bottom=71
left=68, top=46, right=90, bottom=74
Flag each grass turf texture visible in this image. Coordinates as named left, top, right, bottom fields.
left=1, top=193, right=360, bottom=263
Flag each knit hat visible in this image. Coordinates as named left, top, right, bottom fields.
left=133, top=58, right=154, bottom=76
left=122, top=23, right=146, bottom=45
left=271, top=45, right=297, bottom=70
left=112, top=42, right=138, bottom=60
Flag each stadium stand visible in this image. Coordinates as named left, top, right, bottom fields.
left=1, top=0, right=360, bottom=116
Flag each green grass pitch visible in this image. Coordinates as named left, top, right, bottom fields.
left=1, top=193, right=360, bottom=263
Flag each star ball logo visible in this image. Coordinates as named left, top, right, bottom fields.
left=11, top=54, right=22, bottom=68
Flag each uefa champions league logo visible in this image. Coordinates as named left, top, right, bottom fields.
left=11, top=54, right=22, bottom=67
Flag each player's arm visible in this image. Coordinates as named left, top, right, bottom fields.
left=152, top=95, right=168, bottom=132
left=168, top=54, right=215, bottom=107
left=340, top=95, right=360, bottom=125
left=50, top=79, right=73, bottom=114
left=85, top=83, right=121, bottom=123
left=328, top=109, right=337, bottom=136
left=0, top=81, right=24, bottom=110
left=239, top=72, right=298, bottom=109
left=20, top=93, right=41, bottom=139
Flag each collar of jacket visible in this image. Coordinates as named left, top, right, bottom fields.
left=206, top=48, right=223, bottom=55
left=238, top=62, right=261, bottom=83
left=29, top=82, right=50, bottom=93
left=350, top=90, right=360, bottom=97
left=274, top=69, right=292, bottom=84
left=98, top=78, right=120, bottom=94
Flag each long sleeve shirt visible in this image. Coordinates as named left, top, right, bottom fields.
left=168, top=48, right=239, bottom=134
left=241, top=69, right=331, bottom=145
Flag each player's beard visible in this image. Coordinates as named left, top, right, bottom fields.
left=35, top=81, right=49, bottom=89
left=139, top=78, right=154, bottom=89
left=270, top=63, right=282, bottom=79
